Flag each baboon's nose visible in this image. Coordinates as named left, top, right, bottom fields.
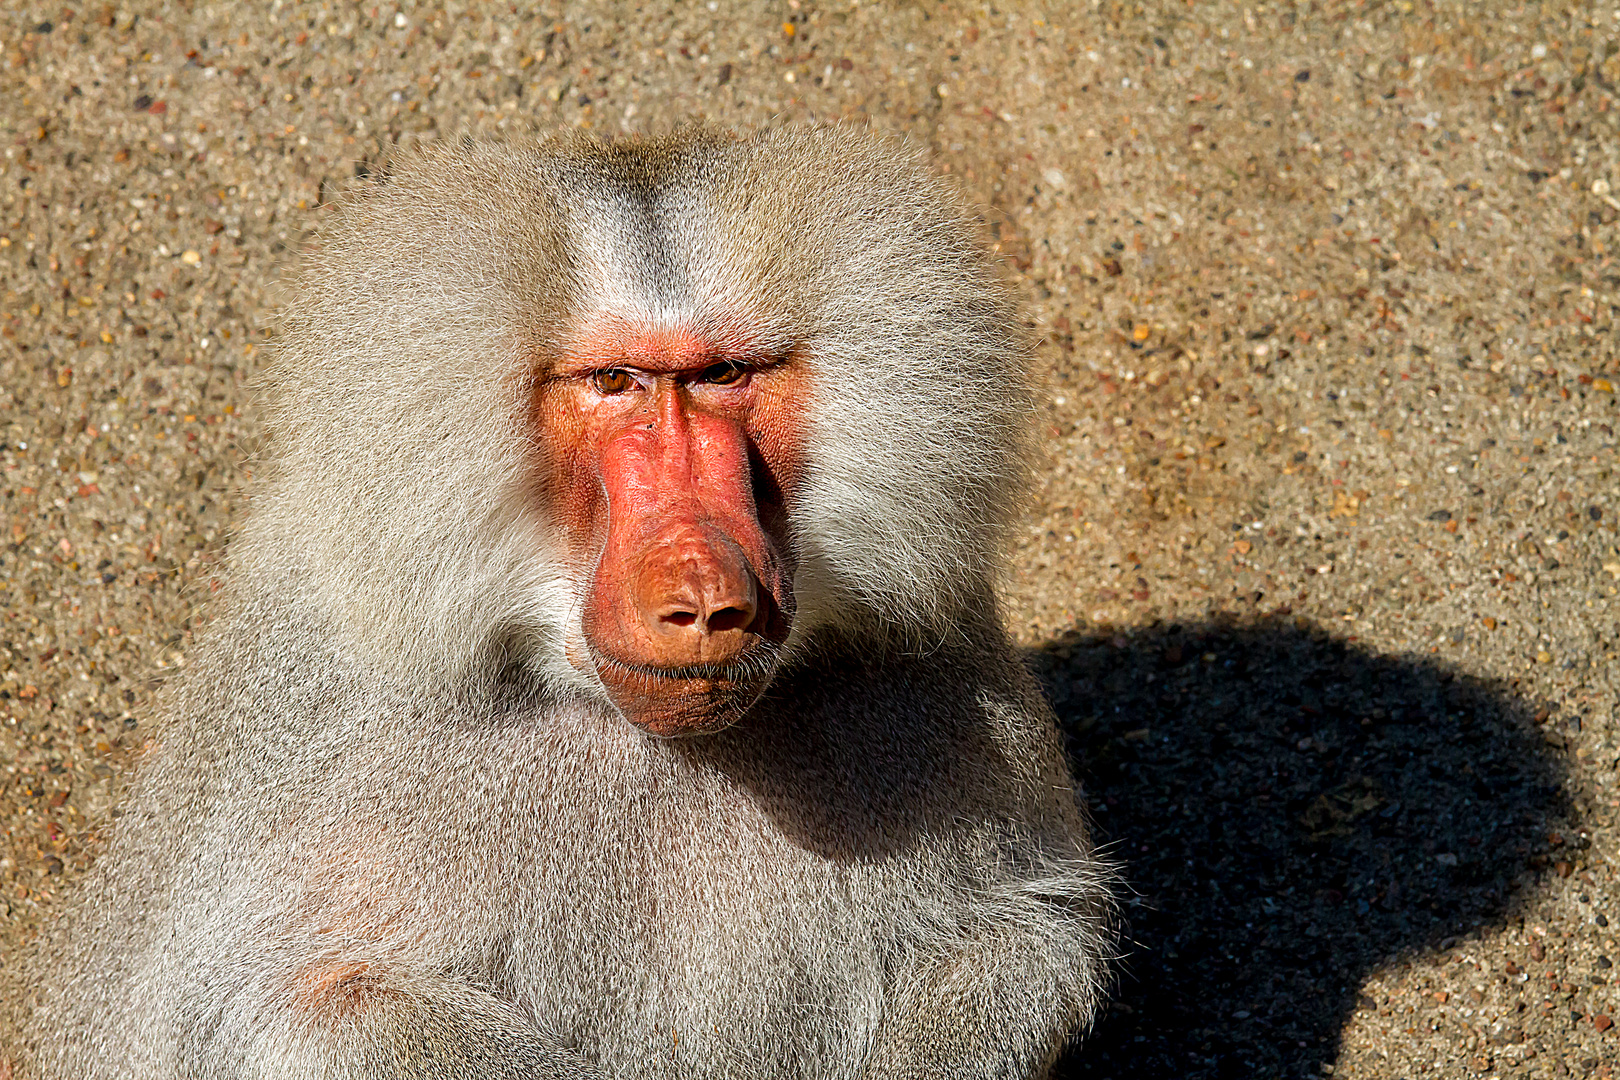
left=638, top=528, right=764, bottom=667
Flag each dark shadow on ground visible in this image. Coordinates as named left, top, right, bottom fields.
left=1037, top=617, right=1574, bottom=1079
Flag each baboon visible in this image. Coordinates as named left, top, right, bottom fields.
left=16, top=127, right=1112, bottom=1079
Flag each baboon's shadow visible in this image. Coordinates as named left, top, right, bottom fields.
left=1035, top=618, right=1571, bottom=1079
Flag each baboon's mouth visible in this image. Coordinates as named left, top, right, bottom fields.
left=586, top=639, right=781, bottom=737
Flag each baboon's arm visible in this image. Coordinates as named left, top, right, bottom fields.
left=861, top=935, right=1092, bottom=1080
left=177, top=975, right=607, bottom=1080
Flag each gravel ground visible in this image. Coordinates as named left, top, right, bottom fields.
left=1, top=2, right=1617, bottom=1077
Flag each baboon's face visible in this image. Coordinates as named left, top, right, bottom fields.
left=532, top=317, right=809, bottom=737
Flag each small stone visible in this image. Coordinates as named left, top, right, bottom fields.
left=1537, top=651, right=1553, bottom=664
left=181, top=250, right=202, bottom=265
left=1594, top=1014, right=1614, bottom=1032
left=1530, top=942, right=1545, bottom=961
left=1595, top=179, right=1612, bottom=197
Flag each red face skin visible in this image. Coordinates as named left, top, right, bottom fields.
left=533, top=320, right=809, bottom=737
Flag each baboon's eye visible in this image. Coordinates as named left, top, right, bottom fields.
left=700, top=361, right=747, bottom=386
left=591, top=369, right=635, bottom=395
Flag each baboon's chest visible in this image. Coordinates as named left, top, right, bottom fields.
left=509, top=805, right=892, bottom=1079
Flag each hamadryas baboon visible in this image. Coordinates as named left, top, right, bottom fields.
left=16, top=126, right=1112, bottom=1080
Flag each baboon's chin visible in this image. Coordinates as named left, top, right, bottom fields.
left=586, top=647, right=779, bottom=738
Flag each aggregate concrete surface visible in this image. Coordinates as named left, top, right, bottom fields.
left=0, top=1, right=1617, bottom=1076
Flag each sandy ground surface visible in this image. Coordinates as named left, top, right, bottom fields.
left=1, top=1, right=1618, bottom=1076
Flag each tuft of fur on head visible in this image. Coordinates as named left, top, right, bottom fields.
left=243, top=126, right=1032, bottom=699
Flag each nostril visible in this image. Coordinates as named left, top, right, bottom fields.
left=705, top=606, right=753, bottom=634
left=662, top=610, right=698, bottom=628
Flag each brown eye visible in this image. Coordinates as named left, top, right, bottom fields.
left=700, top=361, right=746, bottom=386
left=591, top=369, right=635, bottom=395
